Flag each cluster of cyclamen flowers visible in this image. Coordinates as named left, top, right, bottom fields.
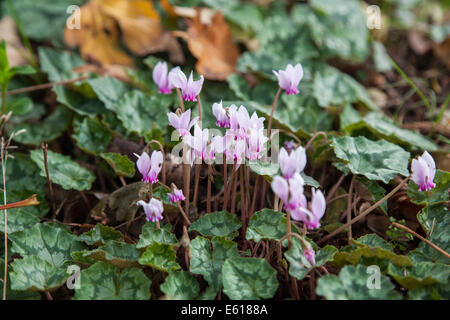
left=270, top=147, right=326, bottom=230
left=134, top=150, right=185, bottom=222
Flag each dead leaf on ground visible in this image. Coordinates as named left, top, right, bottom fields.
left=65, top=1, right=134, bottom=67
left=65, top=0, right=184, bottom=69
left=174, top=9, right=240, bottom=80
left=0, top=16, right=32, bottom=67
left=98, top=0, right=184, bottom=63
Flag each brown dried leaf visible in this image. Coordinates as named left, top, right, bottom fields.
left=98, top=0, right=184, bottom=63
left=174, top=10, right=240, bottom=80
left=0, top=16, right=32, bottom=67
left=64, top=1, right=134, bottom=67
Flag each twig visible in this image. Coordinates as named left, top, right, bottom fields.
left=177, top=202, right=191, bottom=226
left=392, top=222, right=450, bottom=259
left=267, top=87, right=282, bottom=137
left=6, top=76, right=89, bottom=96
left=318, top=177, right=409, bottom=245
left=347, top=176, right=355, bottom=242
left=207, top=165, right=212, bottom=213
left=42, top=144, right=56, bottom=219
left=326, top=173, right=346, bottom=203
left=305, top=131, right=327, bottom=151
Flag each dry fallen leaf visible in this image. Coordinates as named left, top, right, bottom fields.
left=98, top=0, right=184, bottom=63
left=65, top=0, right=184, bottom=68
left=0, top=16, right=32, bottom=67
left=174, top=9, right=240, bottom=80
left=65, top=1, right=134, bottom=67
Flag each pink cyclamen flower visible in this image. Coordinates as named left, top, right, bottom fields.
left=411, top=151, right=436, bottom=192
left=169, top=188, right=185, bottom=203
left=247, top=129, right=269, bottom=161
left=134, top=151, right=163, bottom=184
left=295, top=188, right=326, bottom=230
left=279, top=146, right=307, bottom=179
left=303, top=248, right=316, bottom=266
left=273, top=63, right=304, bottom=95
left=153, top=61, right=173, bottom=94
left=137, top=198, right=164, bottom=222
left=271, top=173, right=306, bottom=211
left=183, top=124, right=209, bottom=163
left=169, top=67, right=204, bottom=101
left=213, top=101, right=230, bottom=128
left=168, top=109, right=199, bottom=137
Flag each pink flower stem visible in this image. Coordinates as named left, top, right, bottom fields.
left=230, top=162, right=238, bottom=214
left=286, top=210, right=292, bottom=248
left=207, top=165, right=212, bottom=213
left=222, top=155, right=228, bottom=210
left=267, top=87, right=282, bottom=138
left=197, top=95, right=202, bottom=126
left=176, top=88, right=185, bottom=112
left=192, top=163, right=201, bottom=208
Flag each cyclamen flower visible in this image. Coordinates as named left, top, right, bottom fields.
left=293, top=188, right=326, bottom=230
left=273, top=63, right=303, bottom=95
left=169, top=188, right=185, bottom=203
left=168, top=109, right=199, bottom=137
left=411, top=151, right=436, bottom=192
left=303, top=248, right=316, bottom=266
left=137, top=198, right=164, bottom=222
left=271, top=173, right=306, bottom=210
left=153, top=61, right=173, bottom=94
left=169, top=67, right=204, bottom=101
left=183, top=124, right=209, bottom=163
left=279, top=146, right=307, bottom=179
left=212, top=101, right=230, bottom=128
left=247, top=129, right=269, bottom=161
left=134, top=151, right=163, bottom=184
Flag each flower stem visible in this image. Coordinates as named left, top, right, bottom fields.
left=192, top=164, right=201, bottom=208
left=267, top=87, right=282, bottom=138
left=347, top=176, right=355, bottom=242
left=230, top=163, right=238, bottom=214
left=176, top=88, right=185, bottom=112
left=207, top=165, right=212, bottom=213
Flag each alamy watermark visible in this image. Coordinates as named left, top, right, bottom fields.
left=66, top=5, right=81, bottom=30
left=366, top=5, right=382, bottom=30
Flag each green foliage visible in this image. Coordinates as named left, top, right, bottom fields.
left=222, top=257, right=278, bottom=300
left=136, top=222, right=178, bottom=248
left=72, top=241, right=140, bottom=268
left=30, top=149, right=96, bottom=191
left=246, top=209, right=292, bottom=242
left=407, top=170, right=450, bottom=205
left=100, top=153, right=136, bottom=178
left=331, top=136, right=410, bottom=183
left=139, top=242, right=181, bottom=272
left=189, top=236, right=239, bottom=298
left=316, top=265, right=403, bottom=300
left=78, top=224, right=123, bottom=246
left=160, top=271, right=200, bottom=300
left=189, top=211, right=241, bottom=238
left=73, top=117, right=112, bottom=155
left=285, top=237, right=337, bottom=280
left=73, top=262, right=151, bottom=300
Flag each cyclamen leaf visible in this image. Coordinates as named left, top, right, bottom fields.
left=407, top=170, right=450, bottom=206
left=13, top=106, right=72, bottom=146
left=72, top=241, right=140, bottom=268
left=222, top=257, right=278, bottom=300
left=9, top=223, right=85, bottom=268
left=285, top=237, right=338, bottom=280
left=30, top=149, right=96, bottom=191
left=78, top=224, right=123, bottom=246
left=331, top=136, right=410, bottom=183
left=0, top=259, right=40, bottom=300
left=246, top=209, right=299, bottom=243
left=136, top=222, right=178, bottom=249
left=9, top=255, right=69, bottom=291
left=189, top=211, right=241, bottom=238
left=160, top=271, right=200, bottom=300
left=139, top=242, right=181, bottom=272
left=73, top=262, right=151, bottom=300
left=189, top=236, right=239, bottom=299
left=316, top=265, right=402, bottom=300
left=72, top=117, right=112, bottom=155
left=387, top=262, right=450, bottom=290
left=100, top=153, right=135, bottom=178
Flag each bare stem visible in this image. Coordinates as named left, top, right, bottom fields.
left=207, top=165, right=212, bottom=213
left=392, top=222, right=450, bottom=259
left=267, top=87, right=282, bottom=138
left=230, top=163, right=238, bottom=214
left=6, top=75, right=89, bottom=96
left=347, top=176, right=355, bottom=242
left=318, top=177, right=409, bottom=245
left=192, top=164, right=201, bottom=208
left=176, top=88, right=185, bottom=112
left=305, top=131, right=328, bottom=151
